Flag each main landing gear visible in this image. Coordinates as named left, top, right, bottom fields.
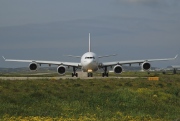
left=173, top=68, right=177, bottom=74
left=72, top=66, right=78, bottom=77
left=102, top=66, right=108, bottom=77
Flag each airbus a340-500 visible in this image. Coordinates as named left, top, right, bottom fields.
left=3, top=34, right=178, bottom=77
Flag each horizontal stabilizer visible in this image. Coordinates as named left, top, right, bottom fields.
left=98, top=54, right=117, bottom=58
left=64, top=55, right=81, bottom=58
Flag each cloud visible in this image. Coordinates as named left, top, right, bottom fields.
left=122, top=0, right=180, bottom=7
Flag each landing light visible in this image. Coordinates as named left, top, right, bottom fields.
left=88, top=69, right=93, bottom=72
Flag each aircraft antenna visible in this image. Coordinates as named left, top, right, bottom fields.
left=89, top=33, right=91, bottom=52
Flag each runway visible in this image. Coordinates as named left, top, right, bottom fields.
left=0, top=76, right=147, bottom=80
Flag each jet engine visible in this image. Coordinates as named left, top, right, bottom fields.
left=29, top=63, right=38, bottom=71
left=113, top=65, right=123, bottom=74
left=57, top=66, right=66, bottom=75
left=141, top=62, right=151, bottom=71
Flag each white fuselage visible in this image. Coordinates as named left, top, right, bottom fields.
left=81, top=52, right=99, bottom=72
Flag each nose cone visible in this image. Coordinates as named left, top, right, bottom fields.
left=81, top=52, right=98, bottom=72
left=85, top=60, right=93, bottom=68
left=83, top=59, right=93, bottom=67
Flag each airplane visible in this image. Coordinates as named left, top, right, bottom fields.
left=171, top=65, right=180, bottom=74
left=2, top=33, right=178, bottom=77
left=160, top=65, right=180, bottom=74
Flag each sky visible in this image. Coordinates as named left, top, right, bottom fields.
left=0, top=0, right=180, bottom=68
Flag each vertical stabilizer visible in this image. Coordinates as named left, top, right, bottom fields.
left=89, top=33, right=91, bottom=52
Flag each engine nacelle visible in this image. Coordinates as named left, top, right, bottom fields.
left=113, top=65, right=123, bottom=74
left=57, top=66, right=66, bottom=75
left=141, top=62, right=151, bottom=71
left=29, top=63, right=38, bottom=71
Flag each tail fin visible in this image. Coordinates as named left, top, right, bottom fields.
left=89, top=33, right=91, bottom=52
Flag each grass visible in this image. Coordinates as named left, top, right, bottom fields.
left=0, top=74, right=180, bottom=120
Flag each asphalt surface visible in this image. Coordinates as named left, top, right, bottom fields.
left=0, top=76, right=147, bottom=80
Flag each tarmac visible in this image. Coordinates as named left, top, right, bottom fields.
left=0, top=76, right=147, bottom=80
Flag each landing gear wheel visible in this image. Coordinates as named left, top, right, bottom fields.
left=88, top=73, right=93, bottom=77
left=102, top=73, right=108, bottom=77
left=102, top=73, right=104, bottom=77
left=72, top=67, right=78, bottom=77
left=72, top=73, right=78, bottom=77
left=102, top=66, right=109, bottom=77
left=173, top=69, right=177, bottom=74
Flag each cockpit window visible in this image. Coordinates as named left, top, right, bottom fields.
left=85, top=56, right=95, bottom=59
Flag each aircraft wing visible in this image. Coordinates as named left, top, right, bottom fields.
left=2, top=56, right=81, bottom=67
left=171, top=65, right=180, bottom=68
left=101, top=55, right=178, bottom=67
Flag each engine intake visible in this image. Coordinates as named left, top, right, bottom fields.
left=141, top=62, right=151, bottom=71
left=113, top=65, right=123, bottom=74
left=57, top=66, right=66, bottom=75
left=29, top=63, right=38, bottom=71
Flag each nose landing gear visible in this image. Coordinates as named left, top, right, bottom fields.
left=87, top=73, right=93, bottom=77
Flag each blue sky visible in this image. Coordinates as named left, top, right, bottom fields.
left=0, top=0, right=180, bottom=68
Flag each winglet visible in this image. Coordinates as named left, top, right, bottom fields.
left=2, top=56, right=6, bottom=60
left=174, top=54, right=178, bottom=59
